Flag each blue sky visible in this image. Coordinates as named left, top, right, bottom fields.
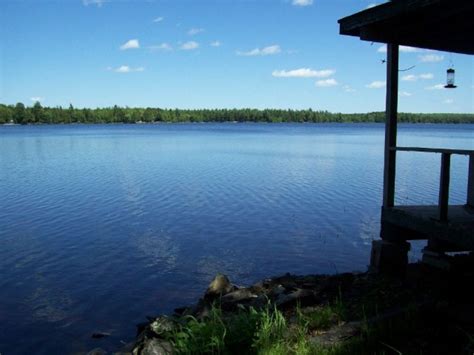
left=1, top=0, right=473, bottom=113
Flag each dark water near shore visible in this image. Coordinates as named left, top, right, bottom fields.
left=0, top=123, right=472, bottom=354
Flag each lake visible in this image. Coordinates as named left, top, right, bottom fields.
left=0, top=123, right=472, bottom=354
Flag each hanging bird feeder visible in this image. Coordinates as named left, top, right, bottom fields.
left=444, top=68, right=457, bottom=88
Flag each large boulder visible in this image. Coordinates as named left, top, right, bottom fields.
left=204, top=274, right=236, bottom=300
left=134, top=338, right=173, bottom=355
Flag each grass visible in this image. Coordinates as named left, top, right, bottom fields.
left=295, top=288, right=346, bottom=332
left=170, top=307, right=227, bottom=354
left=162, top=302, right=318, bottom=354
left=157, top=298, right=375, bottom=355
left=152, top=285, right=474, bottom=354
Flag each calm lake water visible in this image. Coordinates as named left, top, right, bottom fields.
left=0, top=123, right=472, bottom=354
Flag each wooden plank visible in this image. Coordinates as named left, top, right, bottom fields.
left=382, top=44, right=399, bottom=208
left=468, top=155, right=474, bottom=207
left=438, top=153, right=451, bottom=221
left=392, top=146, right=474, bottom=156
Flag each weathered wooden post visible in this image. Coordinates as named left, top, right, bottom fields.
left=370, top=43, right=410, bottom=275
left=438, top=153, right=451, bottom=221
left=468, top=154, right=474, bottom=207
left=383, top=43, right=399, bottom=209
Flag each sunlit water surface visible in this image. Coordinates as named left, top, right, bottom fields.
left=0, top=123, right=472, bottom=354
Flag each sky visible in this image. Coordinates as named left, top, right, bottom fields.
left=1, top=0, right=473, bottom=113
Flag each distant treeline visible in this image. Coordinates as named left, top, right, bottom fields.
left=1, top=102, right=473, bottom=125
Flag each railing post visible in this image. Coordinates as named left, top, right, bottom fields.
left=438, top=153, right=451, bottom=221
left=468, top=154, right=474, bottom=208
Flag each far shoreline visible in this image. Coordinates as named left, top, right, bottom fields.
left=2, top=103, right=473, bottom=125
left=2, top=121, right=474, bottom=126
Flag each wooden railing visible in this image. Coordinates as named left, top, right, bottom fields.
left=390, top=146, right=474, bottom=221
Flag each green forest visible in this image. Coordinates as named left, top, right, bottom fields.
left=1, top=102, right=473, bottom=125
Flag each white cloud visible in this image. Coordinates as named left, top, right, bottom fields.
left=401, top=74, right=417, bottom=82
left=153, top=16, right=164, bottom=23
left=399, top=46, right=422, bottom=53
left=443, top=99, right=454, bottom=104
left=343, top=85, right=356, bottom=93
left=82, top=0, right=106, bottom=7
left=377, top=44, right=422, bottom=53
left=30, top=97, right=44, bottom=102
left=419, top=54, right=444, bottom=62
left=272, top=68, right=335, bottom=78
left=425, top=84, right=444, bottom=90
left=180, top=41, right=199, bottom=50
left=367, top=3, right=377, bottom=8
left=188, top=28, right=204, bottom=36
left=398, top=91, right=412, bottom=97
left=210, top=41, right=222, bottom=47
left=366, top=80, right=386, bottom=89
left=237, top=45, right=281, bottom=56
left=116, top=66, right=132, bottom=73
left=419, top=73, right=434, bottom=80
left=292, top=0, right=313, bottom=6
left=149, top=43, right=173, bottom=51
left=315, top=78, right=338, bottom=87
left=110, top=65, right=145, bottom=73
left=120, top=39, right=140, bottom=50
left=401, top=73, right=434, bottom=81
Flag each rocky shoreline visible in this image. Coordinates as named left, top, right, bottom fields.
left=131, top=272, right=363, bottom=355
left=86, top=262, right=474, bottom=355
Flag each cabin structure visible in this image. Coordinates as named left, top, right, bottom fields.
left=338, top=0, right=474, bottom=273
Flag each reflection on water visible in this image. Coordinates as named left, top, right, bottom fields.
left=0, top=123, right=472, bottom=354
left=26, top=281, right=73, bottom=323
left=133, top=229, right=179, bottom=271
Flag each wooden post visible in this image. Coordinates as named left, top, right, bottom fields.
left=382, top=44, right=399, bottom=208
left=438, top=153, right=451, bottom=221
left=468, top=154, right=474, bottom=207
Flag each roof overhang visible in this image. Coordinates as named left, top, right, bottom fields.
left=338, top=0, right=474, bottom=55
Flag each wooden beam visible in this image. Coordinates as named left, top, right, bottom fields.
left=438, top=153, right=451, bottom=221
left=382, top=205, right=474, bottom=249
left=392, top=147, right=474, bottom=155
left=468, top=155, right=474, bottom=207
left=383, top=44, right=399, bottom=208
left=338, top=0, right=474, bottom=55
left=359, top=26, right=474, bottom=55
left=338, top=0, right=441, bottom=34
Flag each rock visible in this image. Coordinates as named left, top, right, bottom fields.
left=204, top=274, right=235, bottom=300
left=269, top=284, right=286, bottom=298
left=114, top=341, right=135, bottom=355
left=135, top=339, right=173, bottom=355
left=87, top=348, right=107, bottom=355
left=251, top=278, right=273, bottom=293
left=220, top=288, right=258, bottom=310
left=149, top=316, right=176, bottom=336
left=274, top=273, right=298, bottom=289
left=92, top=332, right=111, bottom=339
left=310, top=321, right=361, bottom=347
left=275, top=288, right=315, bottom=308
left=194, top=302, right=213, bottom=320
